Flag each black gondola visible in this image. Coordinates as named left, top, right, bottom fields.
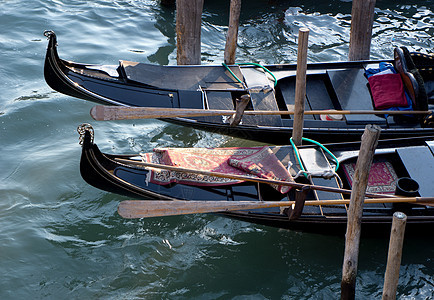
left=45, top=31, right=434, bottom=144
left=78, top=124, right=434, bottom=236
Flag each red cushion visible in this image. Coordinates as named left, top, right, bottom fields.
left=368, top=73, right=408, bottom=109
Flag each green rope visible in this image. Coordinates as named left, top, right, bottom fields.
left=222, top=62, right=277, bottom=87
left=237, top=62, right=277, bottom=87
left=290, top=137, right=340, bottom=178
left=290, top=137, right=306, bottom=177
left=222, top=62, right=245, bottom=86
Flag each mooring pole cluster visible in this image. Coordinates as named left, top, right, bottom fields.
left=173, top=0, right=408, bottom=298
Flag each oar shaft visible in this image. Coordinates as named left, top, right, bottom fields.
left=114, top=158, right=395, bottom=199
left=91, top=105, right=430, bottom=121
left=118, top=197, right=434, bottom=218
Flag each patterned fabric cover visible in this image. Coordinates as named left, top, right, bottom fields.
left=343, top=160, right=398, bottom=194
left=141, top=146, right=293, bottom=193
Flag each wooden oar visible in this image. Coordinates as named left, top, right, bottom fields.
left=90, top=105, right=431, bottom=121
left=114, top=157, right=396, bottom=199
left=118, top=197, right=434, bottom=218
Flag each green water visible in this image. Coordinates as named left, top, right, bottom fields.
left=1, top=0, right=433, bottom=298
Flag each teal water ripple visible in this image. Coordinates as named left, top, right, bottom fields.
left=0, top=0, right=433, bottom=298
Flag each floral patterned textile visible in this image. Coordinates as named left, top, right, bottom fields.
left=228, top=147, right=293, bottom=193
left=141, top=146, right=293, bottom=194
left=342, top=160, right=398, bottom=194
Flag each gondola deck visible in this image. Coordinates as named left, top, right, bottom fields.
left=44, top=31, right=434, bottom=144
left=78, top=124, right=434, bottom=236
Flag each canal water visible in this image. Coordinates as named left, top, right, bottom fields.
left=0, top=0, right=433, bottom=298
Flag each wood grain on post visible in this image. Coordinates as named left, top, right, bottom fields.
left=224, top=0, right=242, bottom=64
left=348, top=0, right=376, bottom=61
left=176, top=0, right=204, bottom=65
left=341, top=124, right=381, bottom=300
left=291, top=28, right=309, bottom=146
left=382, top=212, right=407, bottom=300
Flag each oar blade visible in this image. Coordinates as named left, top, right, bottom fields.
left=90, top=105, right=430, bottom=121
left=117, top=200, right=278, bottom=219
left=90, top=105, right=235, bottom=121
left=117, top=197, right=434, bottom=219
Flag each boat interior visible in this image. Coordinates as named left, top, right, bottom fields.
left=66, top=53, right=434, bottom=129
left=99, top=135, right=434, bottom=219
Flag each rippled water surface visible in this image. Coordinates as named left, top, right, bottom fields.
left=1, top=0, right=433, bottom=298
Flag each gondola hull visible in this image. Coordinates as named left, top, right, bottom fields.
left=78, top=124, right=434, bottom=236
left=45, top=31, right=434, bottom=144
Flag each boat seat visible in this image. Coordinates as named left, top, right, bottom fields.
left=298, top=147, right=345, bottom=215
left=327, top=68, right=387, bottom=125
left=201, top=91, right=234, bottom=124
left=120, top=60, right=245, bottom=91
left=397, top=146, right=434, bottom=197
left=278, top=77, right=314, bottom=120
left=305, top=75, right=338, bottom=120
left=177, top=90, right=204, bottom=109
left=277, top=75, right=337, bottom=121
left=241, top=66, right=275, bottom=89
left=237, top=67, right=283, bottom=126
left=241, top=89, right=283, bottom=126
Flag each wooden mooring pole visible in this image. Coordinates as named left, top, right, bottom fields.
left=176, top=0, right=204, bottom=65
left=341, top=124, right=381, bottom=300
left=382, top=212, right=407, bottom=300
left=291, top=28, right=309, bottom=146
left=224, top=0, right=242, bottom=65
left=348, top=0, right=376, bottom=61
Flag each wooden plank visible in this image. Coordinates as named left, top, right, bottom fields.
left=117, top=197, right=434, bottom=219
left=241, top=67, right=281, bottom=125
left=298, top=147, right=345, bottom=216
left=278, top=78, right=314, bottom=120
left=242, top=90, right=283, bottom=126
left=242, top=67, right=274, bottom=88
left=328, top=68, right=386, bottom=125
left=306, top=76, right=336, bottom=120
left=121, top=61, right=245, bottom=90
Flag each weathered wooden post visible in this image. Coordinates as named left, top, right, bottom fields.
left=291, top=28, right=309, bottom=146
left=224, top=0, right=242, bottom=64
left=382, top=212, right=407, bottom=300
left=348, top=0, right=376, bottom=61
left=176, top=0, right=204, bottom=65
left=341, top=124, right=381, bottom=300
